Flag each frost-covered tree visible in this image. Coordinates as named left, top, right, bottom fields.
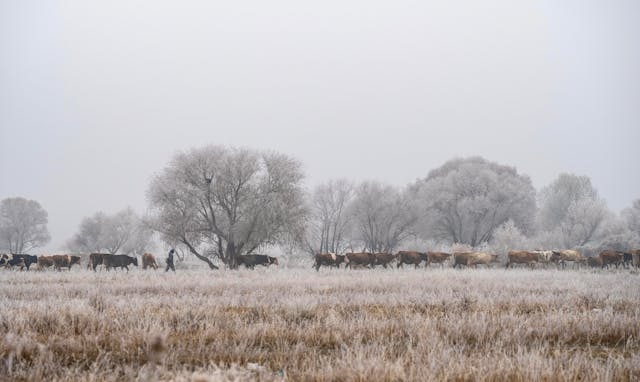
left=536, top=173, right=609, bottom=248
left=147, top=146, right=306, bottom=269
left=0, top=197, right=51, bottom=253
left=412, top=157, right=536, bottom=246
left=622, top=199, right=640, bottom=236
left=348, top=181, right=418, bottom=253
left=299, top=179, right=354, bottom=255
left=67, top=207, right=153, bottom=255
left=489, top=219, right=529, bottom=258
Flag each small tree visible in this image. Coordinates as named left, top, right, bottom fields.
left=147, top=146, right=307, bottom=269
left=299, top=179, right=354, bottom=255
left=67, top=207, right=153, bottom=255
left=0, top=197, right=50, bottom=253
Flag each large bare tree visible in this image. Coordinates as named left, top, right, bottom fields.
left=412, top=157, right=536, bottom=247
left=299, top=179, right=354, bottom=255
left=147, top=146, right=306, bottom=269
left=0, top=197, right=51, bottom=253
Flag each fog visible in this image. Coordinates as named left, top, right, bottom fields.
left=1, top=0, right=639, bottom=252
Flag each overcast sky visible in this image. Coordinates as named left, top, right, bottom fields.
left=1, top=0, right=639, bottom=252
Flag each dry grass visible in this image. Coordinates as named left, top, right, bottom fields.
left=1, top=267, right=639, bottom=381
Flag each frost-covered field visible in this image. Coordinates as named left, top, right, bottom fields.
left=1, top=268, right=639, bottom=381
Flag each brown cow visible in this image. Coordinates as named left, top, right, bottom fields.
left=37, top=256, right=54, bottom=269
left=52, top=255, right=81, bottom=271
left=372, top=252, right=396, bottom=268
left=467, top=252, right=498, bottom=268
left=142, top=253, right=159, bottom=270
left=396, top=251, right=427, bottom=268
left=426, top=252, right=452, bottom=267
left=506, top=251, right=539, bottom=269
left=453, top=252, right=472, bottom=268
left=345, top=252, right=374, bottom=269
left=314, top=253, right=346, bottom=271
left=598, top=250, right=622, bottom=269
left=586, top=256, right=603, bottom=268
left=552, top=250, right=584, bottom=269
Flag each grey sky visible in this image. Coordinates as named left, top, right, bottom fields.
left=1, top=0, right=639, bottom=253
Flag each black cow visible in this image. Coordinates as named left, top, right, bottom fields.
left=237, top=254, right=279, bottom=269
left=1, top=254, right=38, bottom=271
left=103, top=254, right=138, bottom=271
left=88, top=253, right=108, bottom=271
left=10, top=254, right=38, bottom=270
left=620, top=252, right=633, bottom=268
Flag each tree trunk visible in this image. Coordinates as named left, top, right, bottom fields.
left=182, top=239, right=219, bottom=269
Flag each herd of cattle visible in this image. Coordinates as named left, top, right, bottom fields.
left=1, top=249, right=639, bottom=272
left=313, top=249, right=640, bottom=270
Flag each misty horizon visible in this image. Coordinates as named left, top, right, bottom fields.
left=1, top=1, right=639, bottom=253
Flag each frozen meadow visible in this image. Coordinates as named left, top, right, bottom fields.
left=1, top=267, right=639, bottom=381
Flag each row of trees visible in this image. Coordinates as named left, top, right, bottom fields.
left=2, top=145, right=639, bottom=268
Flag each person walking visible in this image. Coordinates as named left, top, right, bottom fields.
left=165, top=249, right=176, bottom=272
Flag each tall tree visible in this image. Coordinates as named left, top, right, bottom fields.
left=412, top=157, right=536, bottom=246
left=299, top=179, right=354, bottom=255
left=537, top=173, right=609, bottom=248
left=147, top=145, right=306, bottom=269
left=0, top=197, right=51, bottom=253
left=622, top=199, right=640, bottom=236
left=348, top=181, right=417, bottom=253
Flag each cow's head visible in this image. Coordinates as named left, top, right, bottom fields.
left=268, top=256, right=279, bottom=266
left=132, top=257, right=139, bottom=266
left=70, top=256, right=81, bottom=265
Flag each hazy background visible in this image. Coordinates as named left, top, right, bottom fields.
left=1, top=0, right=638, bottom=252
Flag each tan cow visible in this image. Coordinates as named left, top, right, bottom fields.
left=551, top=250, right=584, bottom=269
left=467, top=252, right=498, bottom=268
left=506, top=251, right=539, bottom=269
left=52, top=255, right=81, bottom=271
left=142, top=253, right=159, bottom=270
left=426, top=252, right=452, bottom=267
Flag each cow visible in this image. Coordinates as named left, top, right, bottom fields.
left=598, top=250, right=623, bottom=269
left=52, top=255, right=81, bottom=271
left=633, top=250, right=640, bottom=269
left=533, top=250, right=554, bottom=267
left=372, top=252, right=396, bottom=268
left=345, top=252, right=375, bottom=269
left=237, top=254, right=279, bottom=269
left=88, top=253, right=108, bottom=271
left=506, top=251, right=539, bottom=269
left=0, top=254, right=36, bottom=270
left=586, top=256, right=603, bottom=268
left=453, top=252, right=473, bottom=268
left=396, top=251, right=427, bottom=268
left=142, top=253, right=159, bottom=270
left=620, top=252, right=633, bottom=269
left=314, top=253, right=346, bottom=271
left=552, top=250, right=584, bottom=269
left=467, top=252, right=498, bottom=268
left=37, top=255, right=54, bottom=269
left=102, top=254, right=138, bottom=271
left=426, top=252, right=452, bottom=267
left=12, top=254, right=38, bottom=270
